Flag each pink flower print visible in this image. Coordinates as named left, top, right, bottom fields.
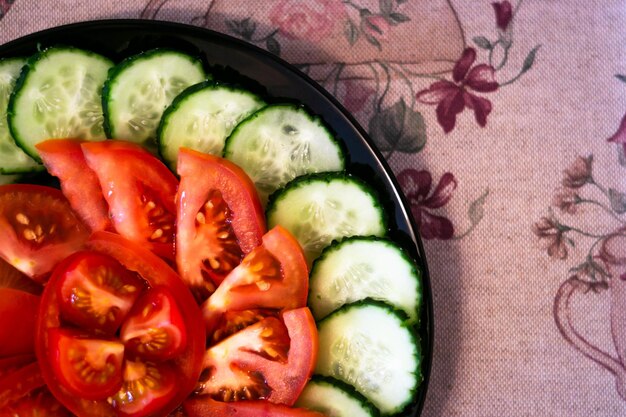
left=362, top=15, right=390, bottom=41
left=492, top=1, right=513, bottom=31
left=533, top=217, right=569, bottom=260
left=341, top=79, right=375, bottom=114
left=561, top=155, right=593, bottom=189
left=269, top=0, right=345, bottom=42
left=416, top=48, right=499, bottom=133
left=553, top=188, right=580, bottom=214
left=608, top=113, right=626, bottom=154
left=398, top=169, right=457, bottom=240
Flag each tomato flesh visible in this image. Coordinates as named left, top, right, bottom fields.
left=0, top=288, right=39, bottom=356
left=81, top=140, right=178, bottom=259
left=0, top=387, right=72, bottom=417
left=176, top=148, right=265, bottom=299
left=121, top=287, right=187, bottom=361
left=36, top=139, right=113, bottom=232
left=50, top=328, right=124, bottom=400
left=197, top=307, right=318, bottom=406
left=57, top=252, right=146, bottom=335
left=202, top=226, right=308, bottom=333
left=184, top=397, right=328, bottom=417
left=0, top=362, right=45, bottom=409
left=0, top=257, right=42, bottom=294
left=0, top=184, right=88, bottom=281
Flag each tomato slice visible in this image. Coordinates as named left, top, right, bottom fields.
left=109, top=360, right=178, bottom=417
left=0, top=362, right=45, bottom=409
left=211, top=309, right=280, bottom=345
left=121, top=287, right=187, bottom=361
left=82, top=140, right=178, bottom=259
left=36, top=139, right=113, bottom=232
left=57, top=251, right=146, bottom=335
left=197, top=307, right=318, bottom=406
left=0, top=184, right=89, bottom=281
left=0, top=387, right=72, bottom=417
left=0, top=257, right=42, bottom=295
left=176, top=148, right=265, bottom=298
left=0, top=354, right=36, bottom=380
left=0, top=288, right=39, bottom=356
left=36, top=233, right=206, bottom=417
left=50, top=328, right=124, bottom=400
left=183, top=397, right=328, bottom=417
left=202, top=226, right=308, bottom=333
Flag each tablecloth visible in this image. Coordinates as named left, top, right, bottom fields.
left=1, top=0, right=625, bottom=415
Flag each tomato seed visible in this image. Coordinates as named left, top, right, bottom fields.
left=15, top=213, right=29, bottom=225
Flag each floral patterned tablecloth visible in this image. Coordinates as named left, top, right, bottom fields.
left=1, top=0, right=625, bottom=415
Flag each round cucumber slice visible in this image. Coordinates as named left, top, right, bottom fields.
left=8, top=47, right=113, bottom=161
left=224, top=104, right=346, bottom=205
left=103, top=49, right=206, bottom=148
left=309, top=236, right=421, bottom=323
left=295, top=376, right=379, bottom=417
left=0, top=58, right=42, bottom=173
left=158, top=82, right=265, bottom=171
left=266, top=173, right=387, bottom=265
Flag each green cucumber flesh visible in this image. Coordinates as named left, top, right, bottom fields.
left=315, top=301, right=421, bottom=415
left=266, top=173, right=386, bottom=264
left=0, top=58, right=42, bottom=173
left=309, top=236, right=421, bottom=323
left=158, top=82, right=264, bottom=171
left=8, top=47, right=113, bottom=161
left=224, top=104, right=345, bottom=205
left=103, top=49, right=206, bottom=148
left=295, top=375, right=379, bottom=417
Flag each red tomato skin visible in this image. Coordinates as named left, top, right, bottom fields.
left=0, top=362, right=45, bottom=409
left=0, top=184, right=89, bottom=281
left=0, top=354, right=36, bottom=380
left=36, top=139, right=112, bottom=232
left=0, top=387, right=73, bottom=417
left=183, top=397, right=328, bottom=417
left=0, top=288, right=39, bottom=356
left=202, top=225, right=308, bottom=333
left=81, top=140, right=178, bottom=260
left=176, top=148, right=265, bottom=291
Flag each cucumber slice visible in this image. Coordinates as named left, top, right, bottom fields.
left=295, top=376, right=379, bottom=417
left=224, top=104, right=345, bottom=205
left=0, top=174, right=19, bottom=185
left=0, top=58, right=42, bottom=173
left=309, top=236, right=421, bottom=323
left=315, top=301, right=421, bottom=415
left=266, top=173, right=386, bottom=264
left=158, top=82, right=264, bottom=171
left=103, top=49, right=206, bottom=148
left=8, top=47, right=113, bottom=161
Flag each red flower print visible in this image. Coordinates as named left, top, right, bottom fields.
left=416, top=48, right=499, bottom=133
left=608, top=112, right=626, bottom=154
left=398, top=169, right=457, bottom=240
left=269, top=0, right=346, bottom=43
left=341, top=79, right=375, bottom=114
left=492, top=1, right=513, bottom=31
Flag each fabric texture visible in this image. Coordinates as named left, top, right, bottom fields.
left=1, top=0, right=626, bottom=415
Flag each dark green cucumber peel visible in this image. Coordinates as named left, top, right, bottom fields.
left=303, top=375, right=381, bottom=417
left=309, top=235, right=422, bottom=324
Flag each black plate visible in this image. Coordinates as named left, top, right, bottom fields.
left=0, top=19, right=433, bottom=416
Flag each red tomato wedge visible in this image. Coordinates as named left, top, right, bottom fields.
left=0, top=288, right=39, bottom=357
left=202, top=226, right=308, bottom=334
left=176, top=148, right=265, bottom=298
left=0, top=257, right=42, bottom=294
left=183, top=397, right=328, bottom=417
left=0, top=387, right=72, bottom=417
left=36, top=139, right=112, bottom=232
left=36, top=234, right=206, bottom=417
left=0, top=354, right=36, bottom=380
left=197, top=307, right=318, bottom=406
left=82, top=141, right=178, bottom=259
left=0, top=362, right=45, bottom=409
left=0, top=184, right=89, bottom=281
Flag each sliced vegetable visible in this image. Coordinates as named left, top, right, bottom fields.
left=0, top=58, right=42, bottom=174
left=0, top=387, right=72, bottom=417
left=201, top=226, right=308, bottom=333
left=295, top=376, right=379, bottom=417
left=0, top=257, right=42, bottom=294
left=158, top=82, right=265, bottom=171
left=309, top=236, right=420, bottom=323
left=0, top=184, right=89, bottom=281
left=0, top=288, right=39, bottom=356
left=197, top=307, right=318, bottom=406
left=8, top=47, right=113, bottom=161
left=176, top=148, right=265, bottom=297
left=0, top=362, right=45, bottom=410
left=315, top=301, right=420, bottom=415
left=82, top=140, right=178, bottom=259
left=102, top=49, right=206, bottom=148
left=37, top=139, right=112, bottom=232
left=184, top=397, right=328, bottom=417
left=224, top=104, right=345, bottom=205
left=266, top=173, right=387, bottom=265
